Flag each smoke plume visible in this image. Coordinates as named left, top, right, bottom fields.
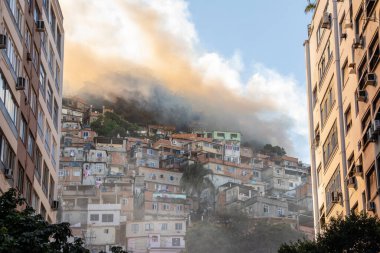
left=61, top=0, right=308, bottom=160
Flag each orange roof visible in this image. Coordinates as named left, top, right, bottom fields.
left=281, top=155, right=298, bottom=163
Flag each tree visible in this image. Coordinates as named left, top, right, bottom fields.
left=0, top=188, right=89, bottom=253
left=279, top=212, right=380, bottom=253
left=261, top=144, right=286, bottom=156
left=305, top=0, right=316, bottom=14
left=90, top=112, right=139, bottom=137
left=180, top=163, right=214, bottom=212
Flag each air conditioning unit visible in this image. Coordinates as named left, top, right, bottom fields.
left=51, top=200, right=59, bottom=210
left=353, top=164, right=363, bottom=176
left=347, top=177, right=356, bottom=188
left=345, top=21, right=353, bottom=29
left=331, top=191, right=340, bottom=203
left=27, top=52, right=32, bottom=61
left=321, top=13, right=331, bottom=29
left=341, top=32, right=347, bottom=39
left=373, top=120, right=380, bottom=133
left=36, top=20, right=45, bottom=32
left=0, top=34, right=6, bottom=49
left=314, top=133, right=320, bottom=147
left=367, top=201, right=376, bottom=211
left=365, top=73, right=377, bottom=87
left=356, top=88, right=367, bottom=102
left=353, top=35, right=363, bottom=49
left=16, top=77, right=26, bottom=90
left=367, top=127, right=377, bottom=142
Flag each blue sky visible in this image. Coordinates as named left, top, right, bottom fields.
left=187, top=0, right=311, bottom=84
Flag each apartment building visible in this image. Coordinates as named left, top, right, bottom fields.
left=0, top=0, right=64, bottom=223
left=305, top=0, right=380, bottom=233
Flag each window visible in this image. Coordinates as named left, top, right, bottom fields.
left=32, top=44, right=39, bottom=69
left=263, top=205, right=269, bottom=213
left=30, top=89, right=37, bottom=114
left=47, top=84, right=53, bottom=114
left=41, top=32, right=47, bottom=54
left=6, top=0, right=22, bottom=32
left=289, top=182, right=294, bottom=188
left=19, top=116, right=27, bottom=143
left=45, top=124, right=51, bottom=152
left=320, top=79, right=336, bottom=126
left=366, top=167, right=377, bottom=200
left=326, top=167, right=342, bottom=213
left=163, top=203, right=170, bottom=210
left=37, top=106, right=44, bottom=137
left=216, top=165, right=222, bottom=171
left=342, top=60, right=349, bottom=87
left=5, top=32, right=21, bottom=76
left=49, top=8, right=56, bottom=38
left=17, top=165, right=24, bottom=193
left=145, top=223, right=154, bottom=231
left=55, top=63, right=60, bottom=91
left=312, top=86, right=317, bottom=108
left=25, top=178, right=32, bottom=204
left=277, top=208, right=284, bottom=216
left=57, top=28, right=62, bottom=57
left=51, top=139, right=57, bottom=166
left=49, top=43, right=54, bottom=72
left=25, top=27, right=32, bottom=52
left=32, top=191, right=39, bottom=212
left=90, top=214, right=99, bottom=221
left=175, top=223, right=183, bottom=230
left=176, top=205, right=183, bottom=212
left=131, top=224, right=139, bottom=233
left=49, top=177, right=55, bottom=201
left=161, top=223, right=168, bottom=231
left=0, top=132, right=15, bottom=176
left=27, top=131, right=35, bottom=158
left=33, top=4, right=40, bottom=23
left=152, top=202, right=158, bottom=210
left=0, top=73, right=18, bottom=124
left=317, top=164, right=322, bottom=186
left=323, top=122, right=338, bottom=166
left=253, top=170, right=259, bottom=178
left=35, top=148, right=42, bottom=182
left=42, top=0, right=49, bottom=13
left=101, top=214, right=114, bottom=223
left=345, top=106, right=352, bottom=134
left=39, top=65, right=46, bottom=98
left=318, top=40, right=333, bottom=82
left=172, top=238, right=181, bottom=246
left=231, top=133, right=238, bottom=139
left=217, top=132, right=225, bottom=138
left=42, top=163, right=49, bottom=196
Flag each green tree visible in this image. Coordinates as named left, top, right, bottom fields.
left=90, top=112, right=139, bottom=137
left=261, top=144, right=286, bottom=156
left=305, top=0, right=316, bottom=14
left=279, top=212, right=380, bottom=253
left=0, top=188, right=89, bottom=253
left=180, top=163, right=214, bottom=212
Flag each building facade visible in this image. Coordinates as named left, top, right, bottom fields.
left=0, top=0, right=64, bottom=223
left=305, top=0, right=380, bottom=234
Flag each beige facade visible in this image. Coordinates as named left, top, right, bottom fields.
left=0, top=0, right=63, bottom=223
left=305, top=0, right=380, bottom=234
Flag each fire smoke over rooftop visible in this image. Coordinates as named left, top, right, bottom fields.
left=62, top=0, right=308, bottom=160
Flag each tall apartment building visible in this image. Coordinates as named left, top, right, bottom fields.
left=305, top=0, right=380, bottom=234
left=0, top=0, right=64, bottom=223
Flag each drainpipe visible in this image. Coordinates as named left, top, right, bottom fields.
left=304, top=39, right=320, bottom=236
left=332, top=0, right=350, bottom=216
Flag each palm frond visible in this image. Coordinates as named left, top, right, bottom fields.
left=305, top=0, right=316, bottom=14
